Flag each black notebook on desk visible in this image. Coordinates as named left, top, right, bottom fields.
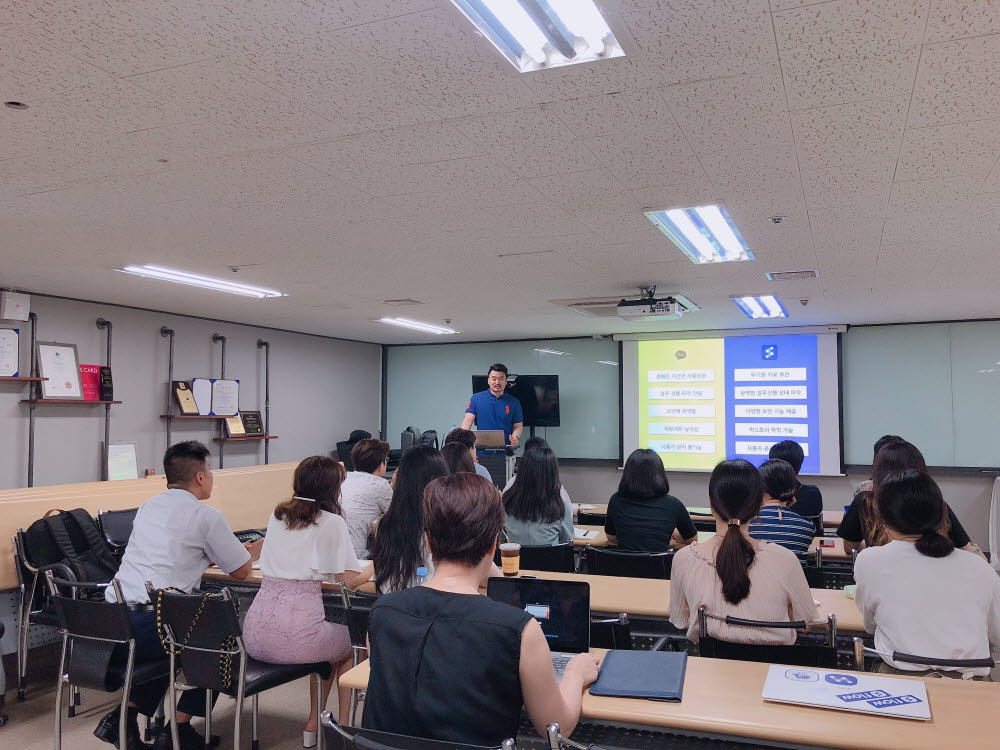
left=589, top=650, right=688, bottom=702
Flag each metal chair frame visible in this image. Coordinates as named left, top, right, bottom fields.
left=852, top=637, right=996, bottom=673
left=338, top=582, right=380, bottom=727
left=321, top=712, right=514, bottom=750
left=12, top=531, right=80, bottom=711
left=545, top=722, right=603, bottom=750
left=160, top=588, right=326, bottom=750
left=699, top=606, right=838, bottom=645
left=44, top=573, right=135, bottom=750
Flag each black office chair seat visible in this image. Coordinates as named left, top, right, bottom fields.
left=105, top=658, right=171, bottom=694
left=30, top=608, right=61, bottom=628
left=238, top=659, right=333, bottom=698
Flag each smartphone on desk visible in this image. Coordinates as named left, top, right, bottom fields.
left=819, top=539, right=835, bottom=548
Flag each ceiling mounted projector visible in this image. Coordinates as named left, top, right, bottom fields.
left=616, top=288, right=698, bottom=321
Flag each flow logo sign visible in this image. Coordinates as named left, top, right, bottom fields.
left=784, top=669, right=818, bottom=682
left=825, top=674, right=858, bottom=687
left=761, top=344, right=778, bottom=360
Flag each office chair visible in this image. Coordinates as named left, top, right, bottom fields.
left=97, top=508, right=138, bottom=561
left=852, top=638, right=995, bottom=674
left=157, top=587, right=332, bottom=750
left=322, top=712, right=515, bottom=750
left=575, top=511, right=605, bottom=526
left=45, top=573, right=170, bottom=750
left=586, top=547, right=674, bottom=579
left=696, top=606, right=838, bottom=668
left=518, top=543, right=576, bottom=573
left=338, top=582, right=380, bottom=727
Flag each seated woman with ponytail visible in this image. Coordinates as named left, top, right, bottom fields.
left=669, top=460, right=818, bottom=645
left=748, top=459, right=817, bottom=554
left=854, top=470, right=1000, bottom=680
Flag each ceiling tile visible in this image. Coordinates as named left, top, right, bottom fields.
left=553, top=89, right=674, bottom=140
left=663, top=73, right=793, bottom=153
left=981, top=159, right=1000, bottom=193
left=895, top=119, right=1000, bottom=181
left=284, top=0, right=438, bottom=31
left=579, top=212, right=667, bottom=245
left=583, top=124, right=707, bottom=190
left=958, top=193, right=1000, bottom=247
left=774, top=0, right=929, bottom=50
left=887, top=174, right=981, bottom=221
left=924, top=0, right=1000, bottom=43
left=528, top=170, right=640, bottom=217
left=622, top=0, right=778, bottom=85
left=801, top=163, right=894, bottom=210
left=909, top=35, right=1000, bottom=127
left=520, top=57, right=651, bottom=100
left=791, top=97, right=908, bottom=171
left=452, top=108, right=600, bottom=180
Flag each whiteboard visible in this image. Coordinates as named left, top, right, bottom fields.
left=843, top=322, right=1000, bottom=468
left=385, top=338, right=620, bottom=460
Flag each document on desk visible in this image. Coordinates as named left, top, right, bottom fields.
left=590, top=650, right=688, bottom=701
left=574, top=528, right=599, bottom=540
left=572, top=504, right=596, bottom=511
left=762, top=665, right=930, bottom=720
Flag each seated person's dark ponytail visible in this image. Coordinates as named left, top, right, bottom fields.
left=875, top=469, right=955, bottom=558
left=709, top=460, right=765, bottom=604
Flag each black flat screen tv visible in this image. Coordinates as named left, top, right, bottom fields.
left=471, top=374, right=560, bottom=428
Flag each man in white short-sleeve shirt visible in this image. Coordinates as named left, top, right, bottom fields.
left=340, top=438, right=393, bottom=557
left=96, top=441, right=257, bottom=750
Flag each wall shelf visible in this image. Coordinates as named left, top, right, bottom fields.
left=22, top=399, right=122, bottom=405
left=214, top=436, right=279, bottom=443
left=160, top=414, right=230, bottom=420
left=0, top=376, right=48, bottom=382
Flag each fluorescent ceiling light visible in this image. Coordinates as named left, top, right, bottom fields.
left=644, top=204, right=754, bottom=264
left=534, top=348, right=569, bottom=355
left=379, top=317, right=458, bottom=335
left=732, top=295, right=788, bottom=320
left=597, top=360, right=619, bottom=366
left=118, top=265, right=286, bottom=298
left=450, top=0, right=624, bottom=73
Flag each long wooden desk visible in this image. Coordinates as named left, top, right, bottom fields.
left=574, top=526, right=849, bottom=559
left=578, top=504, right=844, bottom=529
left=338, top=652, right=997, bottom=750
left=0, top=463, right=296, bottom=590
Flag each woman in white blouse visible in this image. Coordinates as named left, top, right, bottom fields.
left=242, top=456, right=373, bottom=746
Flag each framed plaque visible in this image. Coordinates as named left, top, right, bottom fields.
left=172, top=380, right=200, bottom=415
left=0, top=328, right=18, bottom=377
left=211, top=378, right=239, bottom=416
left=99, top=366, right=114, bottom=401
left=240, top=410, right=265, bottom=436
left=225, top=415, right=246, bottom=437
left=38, top=341, right=83, bottom=399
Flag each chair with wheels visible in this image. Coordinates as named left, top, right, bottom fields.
left=852, top=638, right=995, bottom=675
left=157, top=587, right=333, bottom=750
left=97, top=508, right=139, bottom=562
left=337, top=583, right=380, bottom=727
left=44, top=572, right=170, bottom=750
left=322, top=712, right=514, bottom=750
left=519, top=543, right=576, bottom=573
left=697, top=606, right=838, bottom=668
left=575, top=511, right=605, bottom=526
left=585, top=547, right=674, bottom=580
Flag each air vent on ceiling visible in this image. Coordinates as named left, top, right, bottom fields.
left=380, top=299, right=422, bottom=306
left=765, top=270, right=818, bottom=281
left=550, top=294, right=700, bottom=318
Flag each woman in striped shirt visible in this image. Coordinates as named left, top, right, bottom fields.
left=749, top=459, right=817, bottom=554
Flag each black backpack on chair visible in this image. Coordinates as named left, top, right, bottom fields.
left=419, top=430, right=439, bottom=450
left=22, top=509, right=120, bottom=593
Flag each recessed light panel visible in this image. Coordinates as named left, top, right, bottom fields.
left=732, top=295, right=788, bottom=320
left=450, top=0, right=624, bottom=73
left=765, top=270, right=818, bottom=280
left=644, top=204, right=754, bottom=264
left=118, top=265, right=286, bottom=298
left=533, top=348, right=568, bottom=355
left=379, top=318, right=458, bottom=335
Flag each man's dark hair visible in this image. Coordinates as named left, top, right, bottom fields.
left=163, top=441, right=211, bottom=485
left=488, top=363, right=508, bottom=377
left=351, top=438, right=390, bottom=474
left=444, top=427, right=477, bottom=449
left=768, top=440, right=804, bottom=474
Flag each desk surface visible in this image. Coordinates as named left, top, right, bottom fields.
left=575, top=527, right=848, bottom=559
left=338, top=652, right=997, bottom=750
left=578, top=505, right=844, bottom=528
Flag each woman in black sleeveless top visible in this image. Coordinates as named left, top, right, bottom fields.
left=363, top=473, right=599, bottom=745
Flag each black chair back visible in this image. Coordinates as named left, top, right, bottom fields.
left=157, top=589, right=243, bottom=694
left=576, top=511, right=604, bottom=526
left=97, top=508, right=138, bottom=555
left=323, top=714, right=512, bottom=750
left=519, top=543, right=575, bottom=573
left=697, top=606, right=838, bottom=668
left=339, top=585, right=379, bottom=648
left=588, top=547, right=673, bottom=579
left=590, top=614, right=631, bottom=650
left=336, top=442, right=355, bottom=470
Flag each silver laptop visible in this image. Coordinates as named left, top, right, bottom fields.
left=487, top=578, right=590, bottom=681
left=472, top=429, right=506, bottom=448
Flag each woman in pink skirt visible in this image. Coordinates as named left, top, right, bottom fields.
left=243, top=456, right=373, bottom=746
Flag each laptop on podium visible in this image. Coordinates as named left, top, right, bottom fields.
left=487, top=578, right=590, bottom=681
left=472, top=429, right=506, bottom=448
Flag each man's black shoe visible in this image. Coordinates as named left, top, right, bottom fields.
left=152, top=721, right=221, bottom=750
left=94, top=707, right=147, bottom=749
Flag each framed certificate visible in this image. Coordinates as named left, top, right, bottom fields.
left=211, top=379, right=239, bottom=416
left=106, top=442, right=139, bottom=481
left=225, top=415, right=246, bottom=437
left=0, top=328, right=17, bottom=377
left=38, top=341, right=83, bottom=399
left=240, top=410, right=265, bottom=436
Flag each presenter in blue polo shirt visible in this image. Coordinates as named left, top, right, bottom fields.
left=461, top=363, right=524, bottom=447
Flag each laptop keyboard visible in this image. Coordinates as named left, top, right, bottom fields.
left=551, top=652, right=573, bottom=681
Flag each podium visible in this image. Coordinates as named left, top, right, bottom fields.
left=477, top=447, right=515, bottom=488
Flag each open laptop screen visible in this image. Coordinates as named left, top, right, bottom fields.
left=487, top=578, right=590, bottom=654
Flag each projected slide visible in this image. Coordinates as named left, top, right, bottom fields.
left=638, top=335, right=820, bottom=472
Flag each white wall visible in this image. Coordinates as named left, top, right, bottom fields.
left=0, top=295, right=382, bottom=489
left=559, top=465, right=994, bottom=555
